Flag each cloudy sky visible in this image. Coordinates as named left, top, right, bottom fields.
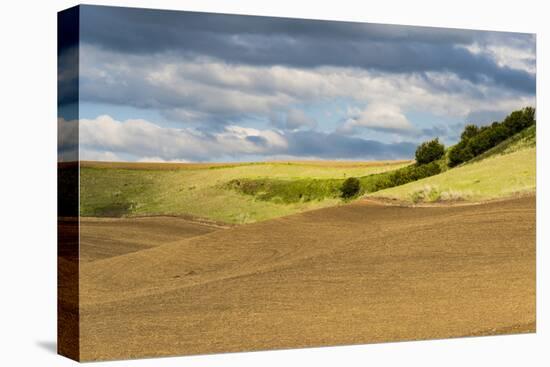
left=59, top=5, right=536, bottom=162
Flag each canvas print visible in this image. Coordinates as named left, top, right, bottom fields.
left=58, top=5, right=536, bottom=362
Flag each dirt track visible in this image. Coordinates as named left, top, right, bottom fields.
left=79, top=196, right=536, bottom=361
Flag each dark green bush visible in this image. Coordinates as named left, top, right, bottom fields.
left=415, top=138, right=445, bottom=164
left=503, top=106, right=536, bottom=135
left=228, top=160, right=443, bottom=203
left=341, top=177, right=361, bottom=198
left=448, top=107, right=535, bottom=167
left=362, top=161, right=441, bottom=193
left=460, top=124, right=480, bottom=141
left=225, top=177, right=342, bottom=203
left=467, top=122, right=510, bottom=156
left=448, top=140, right=473, bottom=167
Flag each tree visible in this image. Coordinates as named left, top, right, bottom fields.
left=503, top=107, right=536, bottom=134
left=341, top=177, right=361, bottom=199
left=415, top=138, right=445, bottom=165
left=448, top=140, right=472, bottom=167
left=461, top=124, right=480, bottom=141
left=449, top=106, right=535, bottom=167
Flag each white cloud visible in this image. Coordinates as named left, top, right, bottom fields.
left=75, top=114, right=418, bottom=162
left=80, top=149, right=123, bottom=162
left=460, top=40, right=536, bottom=74
left=270, top=109, right=317, bottom=130
left=80, top=44, right=535, bottom=131
left=487, top=44, right=536, bottom=74
left=285, top=109, right=317, bottom=130
left=342, top=103, right=413, bottom=132
left=58, top=117, right=79, bottom=162
left=79, top=115, right=288, bottom=162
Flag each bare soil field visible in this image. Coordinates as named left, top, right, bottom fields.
left=79, top=196, right=535, bottom=361
left=80, top=217, right=225, bottom=262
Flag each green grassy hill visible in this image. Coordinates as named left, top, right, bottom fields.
left=80, top=160, right=408, bottom=224
left=466, top=125, right=536, bottom=164
left=80, top=123, right=536, bottom=221
left=372, top=127, right=536, bottom=203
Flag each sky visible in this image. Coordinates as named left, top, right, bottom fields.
left=58, top=5, right=536, bottom=162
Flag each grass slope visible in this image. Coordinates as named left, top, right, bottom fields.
left=373, top=127, right=536, bottom=203
left=80, top=160, right=408, bottom=223
left=80, top=126, right=536, bottom=219
left=467, top=125, right=536, bottom=164
left=227, top=160, right=440, bottom=203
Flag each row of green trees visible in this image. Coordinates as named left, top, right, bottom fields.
left=448, top=107, right=535, bottom=167
left=340, top=139, right=445, bottom=199
left=414, top=107, right=536, bottom=168
left=339, top=106, right=535, bottom=199
left=234, top=107, right=535, bottom=202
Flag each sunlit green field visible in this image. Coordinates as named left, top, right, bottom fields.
left=372, top=147, right=535, bottom=203
left=372, top=125, right=536, bottom=203
left=80, top=160, right=409, bottom=223
left=80, top=124, right=536, bottom=220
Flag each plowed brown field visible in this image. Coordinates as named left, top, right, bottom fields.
left=78, top=196, right=536, bottom=361
left=80, top=217, right=225, bottom=262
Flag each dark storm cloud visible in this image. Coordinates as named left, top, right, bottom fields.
left=58, top=46, right=79, bottom=106
left=58, top=7, right=79, bottom=107
left=78, top=5, right=535, bottom=94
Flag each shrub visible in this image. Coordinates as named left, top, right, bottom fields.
left=410, top=185, right=441, bottom=203
left=415, top=138, right=445, bottom=165
left=363, top=161, right=441, bottom=192
left=448, top=140, right=470, bottom=167
left=225, top=177, right=342, bottom=203
left=228, top=161, right=442, bottom=204
left=460, top=124, right=480, bottom=141
left=449, top=107, right=535, bottom=167
left=341, top=177, right=361, bottom=198
left=503, top=107, right=536, bottom=134
left=466, top=122, right=510, bottom=156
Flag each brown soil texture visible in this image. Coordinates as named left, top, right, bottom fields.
left=80, top=217, right=222, bottom=262
left=78, top=196, right=536, bottom=361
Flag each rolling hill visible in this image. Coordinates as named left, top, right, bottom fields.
left=78, top=196, right=535, bottom=361
left=79, top=160, right=409, bottom=223
left=372, top=126, right=536, bottom=203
